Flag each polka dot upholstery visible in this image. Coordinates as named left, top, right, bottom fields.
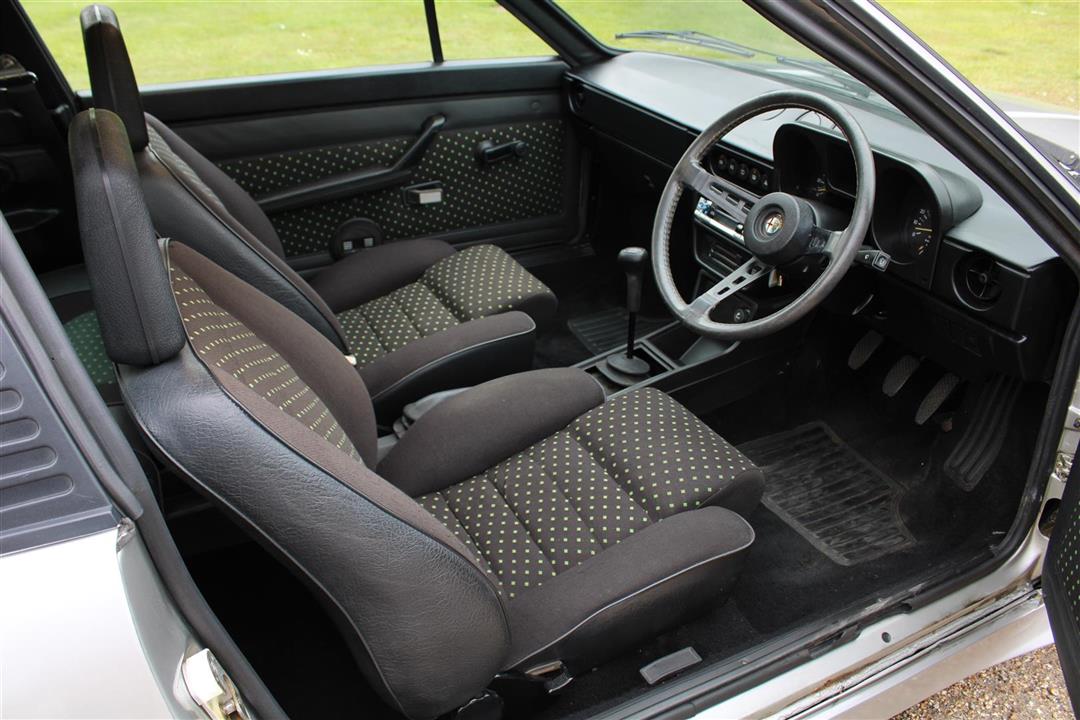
left=169, top=261, right=362, bottom=463
left=63, top=311, right=115, bottom=387
left=219, top=120, right=567, bottom=257
left=336, top=244, right=553, bottom=367
left=417, top=388, right=759, bottom=598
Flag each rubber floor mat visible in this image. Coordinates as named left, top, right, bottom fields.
left=567, top=308, right=670, bottom=355
left=738, top=422, right=915, bottom=566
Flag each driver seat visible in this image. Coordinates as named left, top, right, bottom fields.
left=70, top=108, right=764, bottom=719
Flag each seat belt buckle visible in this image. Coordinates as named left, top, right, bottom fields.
left=0, top=55, right=38, bottom=89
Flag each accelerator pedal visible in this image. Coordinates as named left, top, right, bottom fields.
left=848, top=330, right=884, bottom=370
left=945, top=375, right=1022, bottom=491
left=882, top=355, right=921, bottom=397
left=915, top=373, right=961, bottom=425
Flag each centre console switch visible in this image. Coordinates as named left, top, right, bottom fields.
left=605, top=247, right=652, bottom=378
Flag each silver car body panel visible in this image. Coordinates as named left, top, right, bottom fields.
left=695, top=522, right=1052, bottom=719
left=0, top=526, right=203, bottom=719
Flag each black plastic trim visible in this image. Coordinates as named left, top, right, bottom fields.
left=0, top=317, right=117, bottom=555
left=424, top=0, right=443, bottom=64
left=123, top=59, right=567, bottom=125
left=498, top=0, right=611, bottom=67
left=257, top=114, right=446, bottom=214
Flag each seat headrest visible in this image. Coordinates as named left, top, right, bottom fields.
left=69, top=108, right=186, bottom=366
left=80, top=5, right=148, bottom=150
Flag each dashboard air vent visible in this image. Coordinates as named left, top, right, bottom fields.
left=955, top=252, right=1001, bottom=309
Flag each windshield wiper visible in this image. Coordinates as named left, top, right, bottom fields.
left=774, top=55, right=873, bottom=97
left=616, top=29, right=878, bottom=101
left=614, top=30, right=756, bottom=58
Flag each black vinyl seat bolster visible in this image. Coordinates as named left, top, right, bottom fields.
left=69, top=108, right=184, bottom=366
left=118, top=350, right=512, bottom=720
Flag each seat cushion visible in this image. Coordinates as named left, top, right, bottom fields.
left=336, top=244, right=556, bottom=367
left=415, top=387, right=763, bottom=598
left=506, top=506, right=754, bottom=674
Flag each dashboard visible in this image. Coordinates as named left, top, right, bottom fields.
left=692, top=123, right=983, bottom=290
left=565, top=52, right=1074, bottom=381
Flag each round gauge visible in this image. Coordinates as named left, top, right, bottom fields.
left=899, top=197, right=935, bottom=262
left=872, top=170, right=938, bottom=266
left=807, top=173, right=829, bottom=200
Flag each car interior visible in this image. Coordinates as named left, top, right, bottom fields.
left=3, top=1, right=1077, bottom=718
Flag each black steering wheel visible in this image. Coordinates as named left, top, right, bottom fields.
left=652, top=89, right=876, bottom=340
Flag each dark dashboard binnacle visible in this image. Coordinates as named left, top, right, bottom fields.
left=567, top=52, right=1075, bottom=381
left=771, top=123, right=982, bottom=290
left=693, top=122, right=995, bottom=295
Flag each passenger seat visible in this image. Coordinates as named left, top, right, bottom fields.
left=78, top=5, right=557, bottom=418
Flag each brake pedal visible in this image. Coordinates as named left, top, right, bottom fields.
left=848, top=330, right=884, bottom=370
left=882, top=355, right=921, bottom=397
left=915, top=373, right=961, bottom=425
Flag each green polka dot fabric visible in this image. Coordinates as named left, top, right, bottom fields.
left=218, top=120, right=567, bottom=257
left=63, top=311, right=115, bottom=388
left=170, top=260, right=363, bottom=463
left=336, top=244, right=553, bottom=367
left=417, top=388, right=758, bottom=598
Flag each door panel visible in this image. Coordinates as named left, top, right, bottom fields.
left=1044, top=459, right=1080, bottom=716
left=220, top=117, right=567, bottom=257
left=139, top=61, right=579, bottom=264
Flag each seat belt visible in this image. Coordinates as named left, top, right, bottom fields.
left=0, top=54, right=69, bottom=174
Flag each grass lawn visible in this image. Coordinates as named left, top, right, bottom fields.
left=21, top=0, right=1079, bottom=111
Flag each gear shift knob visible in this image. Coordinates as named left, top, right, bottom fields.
left=618, top=247, right=648, bottom=314
left=605, top=246, right=651, bottom=380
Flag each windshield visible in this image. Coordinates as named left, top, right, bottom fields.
left=556, top=1, right=1079, bottom=162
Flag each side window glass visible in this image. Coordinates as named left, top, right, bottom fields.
left=22, top=1, right=432, bottom=89
left=436, top=1, right=555, bottom=59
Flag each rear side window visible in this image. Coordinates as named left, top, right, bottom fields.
left=23, top=0, right=553, bottom=90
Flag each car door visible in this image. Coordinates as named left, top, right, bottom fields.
left=142, top=59, right=579, bottom=272
left=1043, top=456, right=1080, bottom=716
left=20, top=0, right=583, bottom=274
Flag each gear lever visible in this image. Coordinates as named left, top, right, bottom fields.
left=605, top=247, right=651, bottom=377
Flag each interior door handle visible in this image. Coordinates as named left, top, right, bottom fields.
left=257, top=114, right=447, bottom=214
left=476, top=139, right=528, bottom=165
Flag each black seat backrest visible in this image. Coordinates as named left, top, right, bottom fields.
left=79, top=5, right=350, bottom=352
left=69, top=108, right=510, bottom=719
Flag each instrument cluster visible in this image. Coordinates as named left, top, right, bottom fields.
left=771, top=123, right=980, bottom=288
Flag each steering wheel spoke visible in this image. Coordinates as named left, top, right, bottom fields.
left=679, top=161, right=758, bottom=224
left=804, top=227, right=844, bottom=258
left=687, top=258, right=772, bottom=320
left=655, top=90, right=874, bottom=340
